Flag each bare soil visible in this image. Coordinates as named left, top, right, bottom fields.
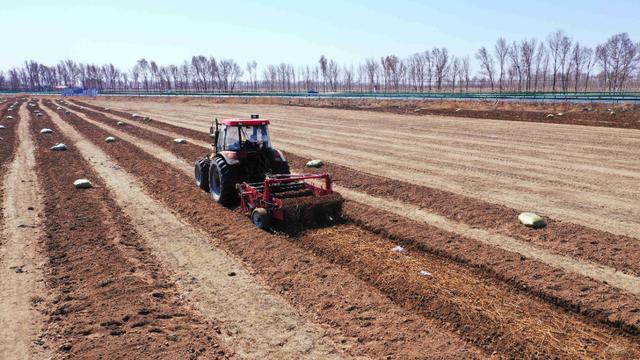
left=0, top=100, right=49, bottom=359
left=44, top=102, right=349, bottom=359
left=53, top=100, right=640, bottom=357
left=78, top=98, right=640, bottom=240
left=63, top=100, right=640, bottom=334
left=29, top=101, right=232, bottom=359
left=47, top=101, right=483, bottom=360
left=91, top=95, right=640, bottom=129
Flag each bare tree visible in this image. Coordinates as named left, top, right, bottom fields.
left=450, top=56, right=460, bottom=91
left=136, top=58, right=150, bottom=90
left=461, top=56, right=471, bottom=91
left=533, top=44, right=546, bottom=91
left=342, top=65, right=354, bottom=91
left=520, top=39, right=536, bottom=91
left=475, top=46, right=495, bottom=91
left=246, top=61, right=258, bottom=91
left=570, top=43, right=591, bottom=92
left=596, top=33, right=639, bottom=91
left=509, top=41, right=523, bottom=91
left=494, top=38, right=509, bottom=91
left=432, top=48, right=449, bottom=91
left=319, top=55, right=328, bottom=91
left=547, top=30, right=571, bottom=91
left=582, top=47, right=595, bottom=91
left=364, top=58, right=379, bottom=91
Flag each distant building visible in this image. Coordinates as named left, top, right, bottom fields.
left=61, top=87, right=98, bottom=97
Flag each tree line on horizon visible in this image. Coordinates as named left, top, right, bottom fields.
left=1, top=30, right=638, bottom=93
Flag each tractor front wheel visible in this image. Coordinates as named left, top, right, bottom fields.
left=209, top=157, right=237, bottom=206
left=194, top=159, right=210, bottom=191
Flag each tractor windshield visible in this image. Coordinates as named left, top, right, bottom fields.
left=224, top=125, right=271, bottom=151
left=239, top=125, right=271, bottom=149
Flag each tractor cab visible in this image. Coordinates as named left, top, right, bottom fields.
left=212, top=115, right=272, bottom=153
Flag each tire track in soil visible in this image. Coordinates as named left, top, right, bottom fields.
left=52, top=101, right=640, bottom=357
left=28, top=101, right=235, bottom=359
left=65, top=100, right=640, bottom=277
left=81, top=99, right=640, bottom=238
left=38, top=104, right=355, bottom=359
left=59, top=100, right=640, bottom=335
left=0, top=101, right=49, bottom=359
left=46, top=101, right=486, bottom=358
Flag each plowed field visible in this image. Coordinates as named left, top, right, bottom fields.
left=1, top=96, right=638, bottom=359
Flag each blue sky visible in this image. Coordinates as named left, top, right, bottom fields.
left=1, top=0, right=638, bottom=71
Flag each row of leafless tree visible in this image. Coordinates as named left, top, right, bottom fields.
left=1, top=30, right=638, bottom=93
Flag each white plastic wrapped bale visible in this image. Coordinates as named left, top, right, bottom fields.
left=105, top=136, right=116, bottom=143
left=5, top=115, right=13, bottom=120
left=56, top=106, right=62, bottom=110
left=0, top=125, right=6, bottom=129
left=117, top=121, right=125, bottom=126
left=50, top=143, right=67, bottom=151
left=40, top=128, right=53, bottom=134
left=306, top=159, right=324, bottom=168
left=73, top=179, right=93, bottom=189
left=518, top=212, right=546, bottom=229
left=546, top=114, right=554, bottom=118
left=173, top=138, right=187, bottom=144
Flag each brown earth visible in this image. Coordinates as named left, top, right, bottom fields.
left=76, top=98, right=640, bottom=241
left=89, top=95, right=640, bottom=129
left=0, top=100, right=50, bottom=359
left=28, top=101, right=232, bottom=359
left=0, top=99, right=23, bottom=222
left=49, top=100, right=640, bottom=357
left=45, top=100, right=483, bottom=360
left=72, top=100, right=640, bottom=277
left=60, top=100, right=640, bottom=334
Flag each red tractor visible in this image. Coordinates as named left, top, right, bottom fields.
left=194, top=115, right=342, bottom=231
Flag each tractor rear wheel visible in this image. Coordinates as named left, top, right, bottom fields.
left=194, top=159, right=210, bottom=191
left=209, top=156, right=237, bottom=206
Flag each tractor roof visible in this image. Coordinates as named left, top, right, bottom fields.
left=222, top=119, right=270, bottom=126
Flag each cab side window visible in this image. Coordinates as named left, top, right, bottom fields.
left=224, top=127, right=241, bottom=151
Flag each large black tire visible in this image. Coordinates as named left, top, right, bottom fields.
left=271, top=160, right=291, bottom=175
left=209, top=156, right=237, bottom=206
left=194, top=159, right=210, bottom=191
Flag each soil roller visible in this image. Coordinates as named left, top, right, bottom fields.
left=194, top=115, right=342, bottom=231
